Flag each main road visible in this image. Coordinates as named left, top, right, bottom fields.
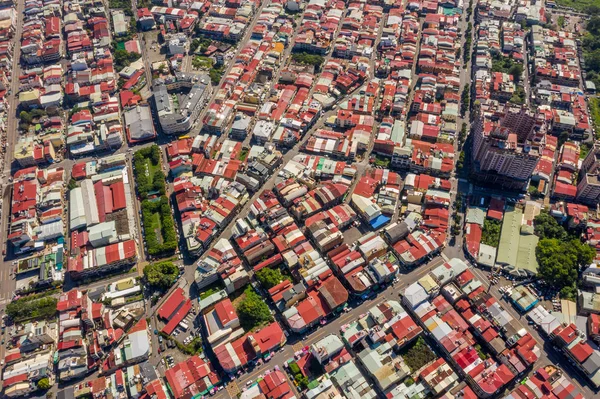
left=0, top=0, right=25, bottom=360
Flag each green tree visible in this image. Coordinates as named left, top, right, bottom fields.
left=114, top=49, right=134, bottom=70
left=6, top=296, right=57, bottom=322
left=399, top=337, right=437, bottom=372
left=534, top=212, right=566, bottom=240
left=133, top=145, right=163, bottom=199
left=150, top=144, right=161, bottom=164
left=30, top=109, right=46, bottom=118
left=536, top=238, right=595, bottom=288
left=508, top=63, right=523, bottom=84
left=141, top=197, right=177, bottom=256
left=459, top=123, right=468, bottom=143
left=143, top=261, right=179, bottom=289
left=560, top=284, right=578, bottom=301
left=296, top=375, right=309, bottom=389
left=67, top=178, right=77, bottom=191
left=589, top=16, right=600, bottom=36
left=289, top=362, right=301, bottom=375
left=236, top=287, right=273, bottom=331
left=558, top=131, right=570, bottom=149
left=461, top=84, right=470, bottom=116
left=292, top=52, right=325, bottom=67
left=482, top=219, right=501, bottom=247
left=20, top=111, right=32, bottom=124
left=152, top=170, right=167, bottom=194
left=190, top=39, right=200, bottom=53
left=586, top=5, right=600, bottom=15
left=209, top=67, right=224, bottom=85
left=37, top=378, right=51, bottom=390
left=255, top=267, right=285, bottom=289
left=128, top=52, right=141, bottom=62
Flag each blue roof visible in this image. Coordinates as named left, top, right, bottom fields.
left=370, top=215, right=391, bottom=230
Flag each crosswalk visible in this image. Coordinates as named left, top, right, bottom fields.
left=292, top=342, right=304, bottom=352
left=225, top=380, right=240, bottom=397
left=0, top=290, right=14, bottom=305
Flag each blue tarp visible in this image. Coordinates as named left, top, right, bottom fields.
left=370, top=215, right=391, bottom=230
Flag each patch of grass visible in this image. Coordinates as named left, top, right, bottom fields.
left=126, top=293, right=144, bottom=303
left=177, top=336, right=203, bottom=355
left=199, top=282, right=225, bottom=300
left=374, top=155, right=390, bottom=168
left=192, top=56, right=214, bottom=70
left=491, top=53, right=523, bottom=84
left=238, top=149, right=249, bottom=161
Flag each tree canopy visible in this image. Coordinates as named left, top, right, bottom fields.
left=143, top=261, right=179, bottom=289
left=399, top=337, right=438, bottom=373
left=292, top=52, right=324, bottom=67
left=114, top=49, right=141, bottom=70
left=141, top=196, right=178, bottom=256
left=581, top=16, right=600, bottom=89
left=482, top=219, right=501, bottom=247
left=133, top=145, right=165, bottom=199
left=536, top=238, right=595, bottom=289
left=6, top=296, right=57, bottom=322
left=37, top=378, right=51, bottom=390
left=534, top=211, right=567, bottom=240
left=236, top=286, right=273, bottom=331
left=255, top=267, right=285, bottom=289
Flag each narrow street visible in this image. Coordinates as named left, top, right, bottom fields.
left=215, top=255, right=447, bottom=399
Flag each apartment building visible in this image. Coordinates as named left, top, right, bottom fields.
left=471, top=113, right=542, bottom=191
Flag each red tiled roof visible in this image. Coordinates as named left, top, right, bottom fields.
left=569, top=341, right=593, bottom=363
left=162, top=299, right=192, bottom=336
left=165, top=355, right=220, bottom=398
left=158, top=287, right=186, bottom=320
left=390, top=315, right=422, bottom=345
left=214, top=299, right=238, bottom=326
left=111, top=181, right=126, bottom=211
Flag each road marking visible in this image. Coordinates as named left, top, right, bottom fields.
left=292, top=342, right=304, bottom=352
left=226, top=380, right=240, bottom=397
